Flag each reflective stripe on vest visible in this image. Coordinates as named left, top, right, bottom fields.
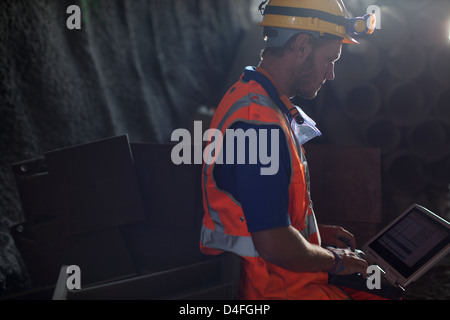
left=200, top=224, right=259, bottom=257
left=301, top=211, right=319, bottom=241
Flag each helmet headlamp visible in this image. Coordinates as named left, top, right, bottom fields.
left=347, top=13, right=376, bottom=35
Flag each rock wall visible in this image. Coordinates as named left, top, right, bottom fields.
left=0, top=0, right=251, bottom=295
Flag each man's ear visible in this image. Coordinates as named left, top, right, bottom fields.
left=292, top=33, right=312, bottom=61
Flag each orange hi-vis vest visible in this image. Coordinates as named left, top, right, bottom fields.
left=199, top=68, right=348, bottom=300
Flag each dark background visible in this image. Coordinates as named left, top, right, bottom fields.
left=1, top=0, right=449, bottom=297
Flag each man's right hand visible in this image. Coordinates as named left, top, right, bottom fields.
left=331, top=248, right=369, bottom=277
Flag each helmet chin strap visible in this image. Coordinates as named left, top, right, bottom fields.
left=337, top=0, right=351, bottom=19
left=258, top=0, right=269, bottom=15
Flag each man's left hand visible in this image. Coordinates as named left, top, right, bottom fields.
left=318, top=224, right=356, bottom=251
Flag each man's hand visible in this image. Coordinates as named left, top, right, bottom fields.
left=319, top=225, right=356, bottom=251
left=329, top=247, right=368, bottom=277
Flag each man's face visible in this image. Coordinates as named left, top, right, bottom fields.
left=292, top=39, right=342, bottom=99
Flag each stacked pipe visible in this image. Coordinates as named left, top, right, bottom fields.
left=325, top=0, right=450, bottom=205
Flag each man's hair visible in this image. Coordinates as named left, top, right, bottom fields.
left=260, top=33, right=330, bottom=59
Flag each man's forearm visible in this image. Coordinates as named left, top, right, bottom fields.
left=251, top=226, right=336, bottom=273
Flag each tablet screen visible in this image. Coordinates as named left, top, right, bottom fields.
left=368, top=207, right=450, bottom=279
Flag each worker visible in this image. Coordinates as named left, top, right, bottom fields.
left=199, top=0, right=394, bottom=300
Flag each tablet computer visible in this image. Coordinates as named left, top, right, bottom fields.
left=362, top=204, right=450, bottom=290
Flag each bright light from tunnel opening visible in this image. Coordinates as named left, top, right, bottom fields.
left=448, top=18, right=450, bottom=41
